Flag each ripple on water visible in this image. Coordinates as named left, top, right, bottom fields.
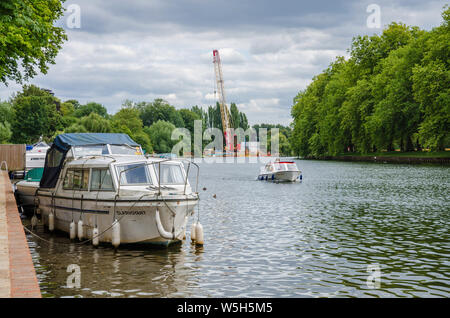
left=24, top=160, right=450, bottom=297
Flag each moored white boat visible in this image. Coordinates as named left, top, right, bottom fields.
left=16, top=133, right=200, bottom=247
left=26, top=141, right=49, bottom=170
left=258, top=158, right=302, bottom=182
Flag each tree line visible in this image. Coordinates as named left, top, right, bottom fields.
left=290, top=6, right=449, bottom=157
left=0, top=85, right=293, bottom=155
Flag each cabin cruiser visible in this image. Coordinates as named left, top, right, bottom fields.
left=258, top=158, right=302, bottom=182
left=15, top=133, right=199, bottom=247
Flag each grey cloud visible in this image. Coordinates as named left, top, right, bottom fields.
left=1, top=0, right=447, bottom=126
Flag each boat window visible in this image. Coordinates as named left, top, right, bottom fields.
left=72, top=145, right=109, bottom=156
left=110, top=145, right=142, bottom=155
left=63, top=170, right=74, bottom=189
left=287, top=164, right=298, bottom=171
left=63, top=169, right=89, bottom=190
left=91, top=169, right=114, bottom=191
left=274, top=163, right=284, bottom=171
left=47, top=148, right=64, bottom=167
left=116, top=163, right=152, bottom=185
left=156, top=164, right=185, bottom=185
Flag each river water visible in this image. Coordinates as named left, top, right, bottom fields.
left=23, top=159, right=450, bottom=297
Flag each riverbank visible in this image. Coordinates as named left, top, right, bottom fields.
left=0, top=171, right=41, bottom=298
left=302, top=151, right=450, bottom=164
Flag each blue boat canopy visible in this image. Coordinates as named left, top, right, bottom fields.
left=53, top=133, right=139, bottom=152
left=40, top=133, right=139, bottom=188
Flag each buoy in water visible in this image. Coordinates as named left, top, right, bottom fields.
left=77, top=219, right=84, bottom=240
left=69, top=220, right=76, bottom=240
left=112, top=219, right=120, bottom=248
left=92, top=227, right=99, bottom=247
left=48, top=212, right=54, bottom=231
left=195, top=222, right=204, bottom=246
left=190, top=222, right=197, bottom=243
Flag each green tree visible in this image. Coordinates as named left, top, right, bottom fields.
left=0, top=121, right=12, bottom=143
left=179, top=108, right=200, bottom=135
left=290, top=7, right=450, bottom=156
left=11, top=85, right=63, bottom=143
left=80, top=113, right=112, bottom=133
left=64, top=123, right=88, bottom=133
left=0, top=0, right=67, bottom=84
left=137, top=99, right=184, bottom=128
left=230, top=103, right=240, bottom=129
left=0, top=101, right=13, bottom=123
left=145, top=120, right=176, bottom=154
left=73, top=102, right=108, bottom=118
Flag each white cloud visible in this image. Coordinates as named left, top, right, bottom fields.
left=0, top=0, right=447, bottom=126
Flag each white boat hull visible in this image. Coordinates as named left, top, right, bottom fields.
left=258, top=170, right=301, bottom=182
left=15, top=180, right=39, bottom=209
left=26, top=153, right=47, bottom=169
left=36, top=193, right=197, bottom=245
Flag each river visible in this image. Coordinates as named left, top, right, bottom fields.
left=23, top=159, right=450, bottom=297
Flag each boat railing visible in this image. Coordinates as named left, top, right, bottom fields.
left=117, top=158, right=199, bottom=197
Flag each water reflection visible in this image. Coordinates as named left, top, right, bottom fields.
left=24, top=160, right=450, bottom=297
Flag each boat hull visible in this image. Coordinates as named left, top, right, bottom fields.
left=36, top=193, right=198, bottom=246
left=258, top=170, right=301, bottom=182
left=15, top=180, right=39, bottom=211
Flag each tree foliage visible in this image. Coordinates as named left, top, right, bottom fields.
left=291, top=7, right=450, bottom=156
left=0, top=0, right=67, bottom=85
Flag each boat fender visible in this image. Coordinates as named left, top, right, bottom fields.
left=49, top=212, right=54, bottom=231
left=31, top=215, right=38, bottom=229
left=77, top=219, right=84, bottom=240
left=92, top=227, right=99, bottom=247
left=155, top=209, right=177, bottom=240
left=272, top=174, right=274, bottom=180
left=190, top=222, right=197, bottom=243
left=300, top=174, right=302, bottom=180
left=112, top=220, right=120, bottom=248
left=70, top=220, right=76, bottom=240
left=195, top=222, right=204, bottom=246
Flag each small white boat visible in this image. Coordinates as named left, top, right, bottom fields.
left=15, top=168, right=43, bottom=213
left=16, top=133, right=200, bottom=247
left=258, top=158, right=302, bottom=182
left=26, top=141, right=49, bottom=169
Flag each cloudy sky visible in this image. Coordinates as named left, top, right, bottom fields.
left=0, top=0, right=447, bottom=125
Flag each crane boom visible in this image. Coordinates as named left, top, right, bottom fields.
left=213, top=49, right=233, bottom=153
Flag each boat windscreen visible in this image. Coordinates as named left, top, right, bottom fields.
left=73, top=145, right=109, bottom=156
left=110, top=145, right=142, bottom=155
left=116, top=163, right=152, bottom=185
left=156, top=164, right=185, bottom=185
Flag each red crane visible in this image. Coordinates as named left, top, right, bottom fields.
left=213, top=49, right=233, bottom=154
